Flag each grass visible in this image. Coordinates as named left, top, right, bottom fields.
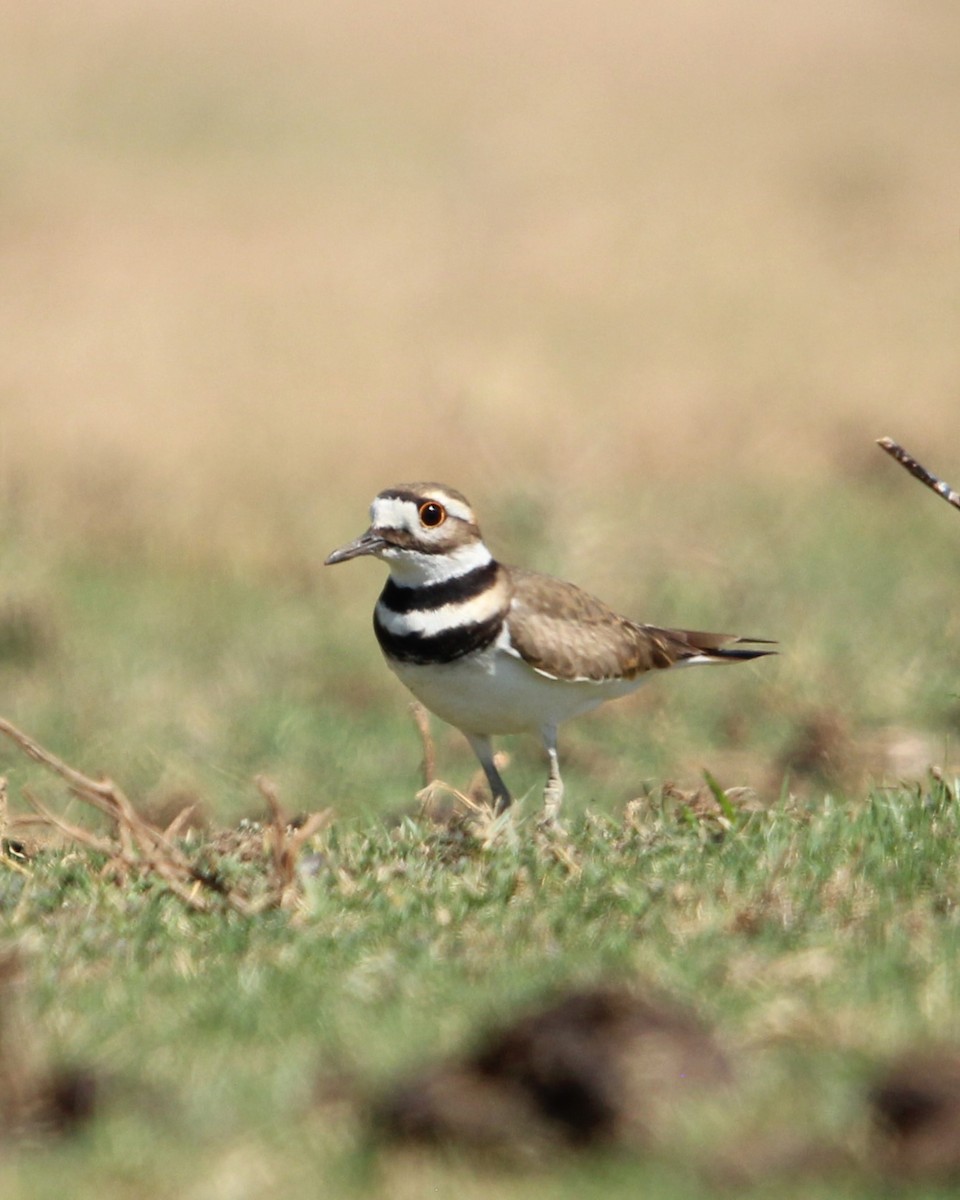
left=3, top=776, right=960, bottom=1198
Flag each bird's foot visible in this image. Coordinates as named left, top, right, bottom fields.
left=539, top=779, right=566, bottom=835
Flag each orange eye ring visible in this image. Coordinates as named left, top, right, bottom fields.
left=419, top=501, right=446, bottom=528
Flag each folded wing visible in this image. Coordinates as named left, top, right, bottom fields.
left=506, top=568, right=775, bottom=683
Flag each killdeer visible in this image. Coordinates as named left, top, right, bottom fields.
left=325, top=483, right=773, bottom=818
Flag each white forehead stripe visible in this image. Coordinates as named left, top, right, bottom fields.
left=370, top=496, right=418, bottom=530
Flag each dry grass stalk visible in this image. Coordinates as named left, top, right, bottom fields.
left=0, top=776, right=25, bottom=877
left=410, top=703, right=437, bottom=789
left=255, top=774, right=332, bottom=909
left=414, top=778, right=522, bottom=852
left=0, top=716, right=330, bottom=915
left=877, top=437, right=960, bottom=513
left=416, top=765, right=575, bottom=866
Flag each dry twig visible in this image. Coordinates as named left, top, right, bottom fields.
left=877, top=437, right=960, bottom=513
left=0, top=716, right=330, bottom=914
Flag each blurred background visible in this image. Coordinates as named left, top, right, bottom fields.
left=1, top=0, right=959, bottom=818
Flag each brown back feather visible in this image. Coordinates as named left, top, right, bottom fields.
left=506, top=569, right=770, bottom=682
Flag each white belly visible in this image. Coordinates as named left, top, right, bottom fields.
left=385, top=638, right=646, bottom=736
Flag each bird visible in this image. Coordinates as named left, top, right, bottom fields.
left=325, top=483, right=774, bottom=819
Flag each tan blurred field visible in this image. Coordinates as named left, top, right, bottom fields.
left=2, top=0, right=960, bottom=811
left=2, top=0, right=959, bottom=542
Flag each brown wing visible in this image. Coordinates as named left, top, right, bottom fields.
left=505, top=568, right=774, bottom=682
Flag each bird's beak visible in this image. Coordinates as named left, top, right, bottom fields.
left=324, top=528, right=387, bottom=565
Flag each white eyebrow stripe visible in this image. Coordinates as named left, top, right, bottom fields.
left=434, top=494, right=473, bottom=522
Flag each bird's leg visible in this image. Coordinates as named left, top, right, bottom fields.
left=541, top=726, right=564, bottom=823
left=465, top=733, right=512, bottom=813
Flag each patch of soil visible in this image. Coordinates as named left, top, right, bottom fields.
left=373, top=984, right=732, bottom=1156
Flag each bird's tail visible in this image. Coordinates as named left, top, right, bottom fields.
left=662, top=628, right=777, bottom=665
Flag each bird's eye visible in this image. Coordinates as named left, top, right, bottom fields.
left=419, top=501, right=446, bottom=528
